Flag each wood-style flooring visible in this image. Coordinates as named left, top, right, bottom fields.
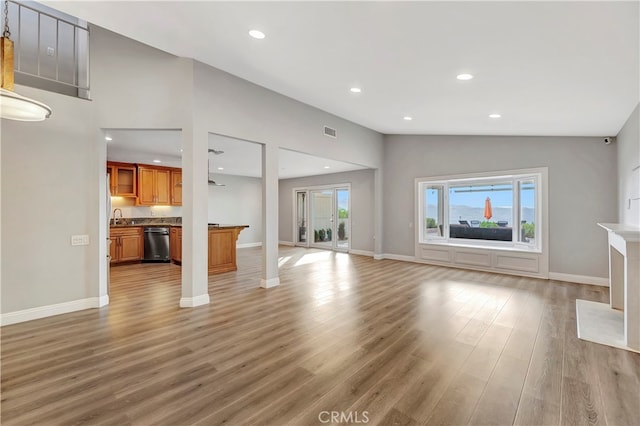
left=1, top=246, right=639, bottom=425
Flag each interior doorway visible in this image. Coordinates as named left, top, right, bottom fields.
left=295, top=184, right=350, bottom=252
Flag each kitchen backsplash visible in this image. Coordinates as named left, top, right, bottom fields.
left=111, top=197, right=182, bottom=219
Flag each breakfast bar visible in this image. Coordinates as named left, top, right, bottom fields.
left=110, top=219, right=249, bottom=275
left=207, top=224, right=249, bottom=274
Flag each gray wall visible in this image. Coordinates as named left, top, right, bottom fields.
left=382, top=135, right=618, bottom=278
left=208, top=174, right=262, bottom=245
left=616, top=104, right=640, bottom=226
left=279, top=169, right=375, bottom=252
left=1, top=86, right=99, bottom=313
left=1, top=25, right=383, bottom=315
left=192, top=62, right=384, bottom=169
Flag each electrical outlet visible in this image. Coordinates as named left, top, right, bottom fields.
left=71, top=235, right=90, bottom=246
left=46, top=46, right=55, bottom=56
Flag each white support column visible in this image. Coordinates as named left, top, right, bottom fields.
left=261, top=143, right=280, bottom=288
left=180, top=125, right=210, bottom=307
left=97, top=129, right=109, bottom=307
left=373, top=167, right=384, bottom=260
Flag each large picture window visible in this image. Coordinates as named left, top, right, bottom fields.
left=418, top=170, right=542, bottom=251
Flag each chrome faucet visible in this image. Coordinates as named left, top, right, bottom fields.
left=113, top=208, right=123, bottom=225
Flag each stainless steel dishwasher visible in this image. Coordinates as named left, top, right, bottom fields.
left=143, top=227, right=170, bottom=262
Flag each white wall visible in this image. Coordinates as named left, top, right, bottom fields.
left=207, top=174, right=262, bottom=246
left=382, top=135, right=618, bottom=279
left=279, top=169, right=376, bottom=253
left=617, top=104, right=640, bottom=226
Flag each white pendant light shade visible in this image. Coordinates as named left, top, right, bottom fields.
left=0, top=0, right=52, bottom=121
left=0, top=88, right=52, bottom=121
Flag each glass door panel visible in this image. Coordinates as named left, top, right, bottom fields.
left=310, top=190, right=334, bottom=249
left=335, top=188, right=350, bottom=251
left=296, top=191, right=308, bottom=246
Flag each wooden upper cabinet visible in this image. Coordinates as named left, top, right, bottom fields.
left=156, top=169, right=171, bottom=204
left=171, top=170, right=182, bottom=206
left=137, top=167, right=156, bottom=205
left=137, top=166, right=172, bottom=206
left=106, top=162, right=181, bottom=205
left=107, top=162, right=137, bottom=197
left=106, top=164, right=116, bottom=195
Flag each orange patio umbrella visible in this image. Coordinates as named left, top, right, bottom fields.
left=484, top=197, right=493, bottom=220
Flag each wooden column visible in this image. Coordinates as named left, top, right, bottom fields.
left=1, top=37, right=15, bottom=90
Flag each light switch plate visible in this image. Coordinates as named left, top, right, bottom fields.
left=71, top=235, right=90, bottom=246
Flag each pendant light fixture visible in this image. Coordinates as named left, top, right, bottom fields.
left=0, top=0, right=52, bottom=121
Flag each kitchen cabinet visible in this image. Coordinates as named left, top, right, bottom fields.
left=137, top=166, right=171, bottom=205
left=170, top=227, right=182, bottom=263
left=171, top=170, right=182, bottom=206
left=208, top=226, right=247, bottom=274
left=110, top=227, right=143, bottom=264
left=107, top=162, right=137, bottom=197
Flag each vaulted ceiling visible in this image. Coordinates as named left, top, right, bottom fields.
left=45, top=1, right=639, bottom=137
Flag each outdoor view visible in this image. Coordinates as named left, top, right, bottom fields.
left=424, top=180, right=536, bottom=244
left=310, top=189, right=349, bottom=249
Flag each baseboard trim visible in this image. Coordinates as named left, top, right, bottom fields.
left=382, top=253, right=417, bottom=262
left=1, top=296, right=106, bottom=326
left=237, top=242, right=262, bottom=249
left=349, top=249, right=374, bottom=257
left=373, top=254, right=384, bottom=260
left=278, top=241, right=295, bottom=247
left=549, top=272, right=609, bottom=287
left=97, top=294, right=110, bottom=307
left=179, top=294, right=210, bottom=308
left=261, top=277, right=280, bottom=288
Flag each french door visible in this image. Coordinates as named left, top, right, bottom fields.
left=295, top=185, right=350, bottom=252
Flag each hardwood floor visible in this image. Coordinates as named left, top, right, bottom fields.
left=2, top=246, right=639, bottom=425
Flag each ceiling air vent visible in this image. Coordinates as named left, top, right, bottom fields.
left=323, top=126, right=337, bottom=138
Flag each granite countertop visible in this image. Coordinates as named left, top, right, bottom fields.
left=110, top=217, right=181, bottom=227
left=208, top=224, right=250, bottom=229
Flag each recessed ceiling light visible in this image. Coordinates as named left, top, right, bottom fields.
left=456, top=73, right=474, bottom=81
left=249, top=30, right=265, bottom=39
left=403, top=116, right=413, bottom=121
left=153, top=159, right=162, bottom=163
left=180, top=148, right=183, bottom=152
left=324, top=166, right=331, bottom=169
left=105, top=136, right=112, bottom=141
left=350, top=87, right=362, bottom=93
left=217, top=167, right=224, bottom=170
left=489, top=113, right=502, bottom=119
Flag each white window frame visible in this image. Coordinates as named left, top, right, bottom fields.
left=416, top=168, right=546, bottom=253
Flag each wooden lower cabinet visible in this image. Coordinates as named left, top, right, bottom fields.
left=208, top=227, right=243, bottom=274
left=170, top=227, right=182, bottom=263
left=157, top=225, right=246, bottom=272
left=110, top=227, right=143, bottom=264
